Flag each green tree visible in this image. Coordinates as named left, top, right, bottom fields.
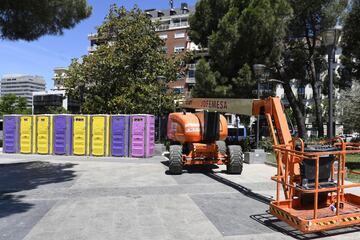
left=0, top=94, right=30, bottom=114
left=0, top=0, right=91, bottom=41
left=189, top=0, right=346, bottom=138
left=192, top=59, right=224, bottom=97
left=188, top=0, right=230, bottom=47
left=15, top=96, right=28, bottom=114
left=341, top=0, right=360, bottom=82
left=65, top=5, right=179, bottom=114
left=338, top=83, right=360, bottom=133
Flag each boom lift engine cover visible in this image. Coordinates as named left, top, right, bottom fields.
left=167, top=110, right=243, bottom=175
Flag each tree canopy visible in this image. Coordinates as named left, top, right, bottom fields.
left=342, top=0, right=360, bottom=82
left=0, top=0, right=91, bottom=41
left=0, top=94, right=29, bottom=115
left=65, top=5, right=180, bottom=114
left=189, top=0, right=347, bottom=138
left=339, top=82, right=360, bottom=133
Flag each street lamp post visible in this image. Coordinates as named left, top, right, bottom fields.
left=253, top=64, right=266, bottom=149
left=157, top=76, right=166, bottom=142
left=321, top=27, right=342, bottom=138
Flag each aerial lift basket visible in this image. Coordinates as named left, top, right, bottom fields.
left=270, top=138, right=360, bottom=233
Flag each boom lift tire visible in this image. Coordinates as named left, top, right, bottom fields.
left=169, top=145, right=183, bottom=175
left=216, top=140, right=227, bottom=155
left=226, top=145, right=243, bottom=174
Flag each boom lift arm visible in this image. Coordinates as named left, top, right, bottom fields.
left=183, top=97, right=292, bottom=148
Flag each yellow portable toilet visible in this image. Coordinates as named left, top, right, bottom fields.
left=20, top=115, right=36, bottom=154
left=72, top=115, right=90, bottom=155
left=36, top=115, right=53, bottom=154
left=90, top=115, right=110, bottom=156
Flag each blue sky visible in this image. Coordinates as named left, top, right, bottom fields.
left=0, top=0, right=196, bottom=90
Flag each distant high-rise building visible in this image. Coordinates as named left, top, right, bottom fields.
left=0, top=74, right=46, bottom=107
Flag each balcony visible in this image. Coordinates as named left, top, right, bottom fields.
left=185, top=77, right=195, bottom=84
left=156, top=22, right=189, bottom=31
left=88, top=45, right=97, bottom=52
left=187, top=64, right=196, bottom=69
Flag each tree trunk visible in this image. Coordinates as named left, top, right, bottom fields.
left=276, top=65, right=307, bottom=139
left=311, top=82, right=324, bottom=137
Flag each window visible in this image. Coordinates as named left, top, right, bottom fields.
left=174, top=45, right=185, bottom=53
left=161, top=47, right=168, bottom=53
left=159, top=33, right=167, bottom=40
left=174, top=31, right=185, bottom=38
left=173, top=88, right=184, bottom=94
left=188, top=70, right=195, bottom=78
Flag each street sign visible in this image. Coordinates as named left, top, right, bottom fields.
left=182, top=98, right=255, bottom=115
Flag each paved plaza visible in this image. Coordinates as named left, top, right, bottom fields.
left=0, top=153, right=359, bottom=240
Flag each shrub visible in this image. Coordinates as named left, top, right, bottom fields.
left=259, top=137, right=273, bottom=152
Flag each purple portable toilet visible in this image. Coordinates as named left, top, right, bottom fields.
left=110, top=115, right=129, bottom=157
left=53, top=115, right=73, bottom=155
left=3, top=115, right=20, bottom=153
left=130, top=114, right=155, bottom=158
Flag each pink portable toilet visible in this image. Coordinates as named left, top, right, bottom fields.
left=130, top=114, right=155, bottom=158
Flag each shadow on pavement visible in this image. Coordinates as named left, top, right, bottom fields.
left=161, top=160, right=219, bottom=175
left=161, top=160, right=271, bottom=204
left=0, top=161, right=77, bottom=219
left=204, top=171, right=272, bottom=204
left=0, top=194, right=33, bottom=219
left=251, top=212, right=360, bottom=240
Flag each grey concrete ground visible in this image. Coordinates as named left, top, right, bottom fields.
left=0, top=153, right=359, bottom=240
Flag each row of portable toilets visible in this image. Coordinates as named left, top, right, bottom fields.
left=2, top=114, right=155, bottom=158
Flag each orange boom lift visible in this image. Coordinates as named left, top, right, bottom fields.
left=169, top=96, right=360, bottom=233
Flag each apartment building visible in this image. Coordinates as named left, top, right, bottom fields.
left=52, top=67, right=68, bottom=90
left=147, top=3, right=196, bottom=94
left=0, top=74, right=46, bottom=107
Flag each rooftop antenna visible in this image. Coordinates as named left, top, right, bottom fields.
left=170, top=0, right=174, bottom=9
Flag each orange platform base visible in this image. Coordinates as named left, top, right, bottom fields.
left=270, top=193, right=360, bottom=233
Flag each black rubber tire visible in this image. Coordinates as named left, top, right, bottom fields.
left=226, top=145, right=243, bottom=174
left=216, top=141, right=227, bottom=155
left=169, top=145, right=183, bottom=175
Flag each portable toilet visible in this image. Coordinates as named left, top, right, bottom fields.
left=3, top=115, right=20, bottom=153
left=90, top=115, right=110, bottom=156
left=130, top=114, right=155, bottom=158
left=72, top=115, right=90, bottom=155
left=36, top=115, right=53, bottom=155
left=53, top=115, right=73, bottom=155
left=20, top=115, right=36, bottom=154
left=110, top=115, right=129, bottom=157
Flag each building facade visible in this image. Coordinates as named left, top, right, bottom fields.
left=32, top=89, right=80, bottom=114
left=0, top=74, right=46, bottom=107
left=32, top=68, right=80, bottom=114
left=53, top=67, right=68, bottom=90
left=147, top=3, right=196, bottom=94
